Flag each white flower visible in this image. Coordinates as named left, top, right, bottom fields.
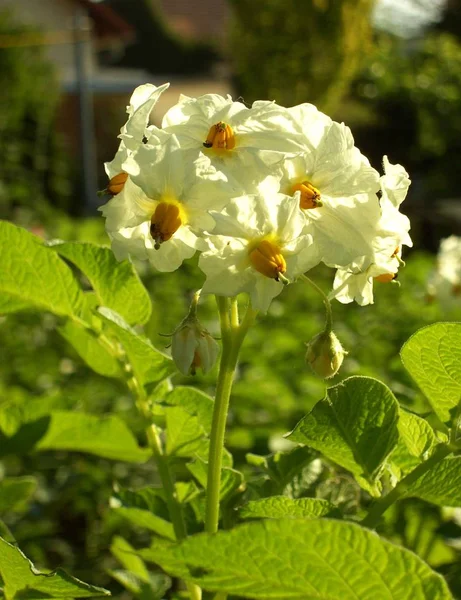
left=330, top=157, right=412, bottom=305
left=427, top=236, right=461, bottom=305
left=101, top=135, right=231, bottom=272
left=104, top=83, right=170, bottom=192
left=162, top=93, right=304, bottom=184
left=199, top=181, right=320, bottom=312
left=276, top=107, right=381, bottom=268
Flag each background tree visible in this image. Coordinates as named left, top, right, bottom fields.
left=229, top=0, right=375, bottom=113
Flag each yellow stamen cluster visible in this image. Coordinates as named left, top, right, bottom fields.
left=107, top=172, right=128, bottom=195
left=292, top=181, right=322, bottom=210
left=150, top=202, right=182, bottom=249
left=374, top=273, right=397, bottom=283
left=203, top=121, right=235, bottom=150
left=249, top=239, right=287, bottom=281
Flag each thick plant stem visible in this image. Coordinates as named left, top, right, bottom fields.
left=205, top=297, right=257, bottom=534
left=361, top=443, right=454, bottom=529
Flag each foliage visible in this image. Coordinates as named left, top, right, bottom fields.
left=229, top=0, right=375, bottom=112
left=352, top=32, right=461, bottom=200
left=0, top=10, right=72, bottom=220
left=2, top=220, right=461, bottom=597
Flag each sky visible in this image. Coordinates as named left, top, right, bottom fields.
left=373, top=0, right=446, bottom=37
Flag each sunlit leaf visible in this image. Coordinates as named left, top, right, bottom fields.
left=50, top=241, right=151, bottom=325
left=59, top=319, right=122, bottom=378
left=99, top=307, right=174, bottom=386
left=401, top=323, right=461, bottom=423
left=240, top=496, right=338, bottom=519
left=0, top=536, right=110, bottom=598
left=288, top=376, right=399, bottom=496
left=34, top=411, right=151, bottom=462
left=139, top=519, right=451, bottom=599
left=0, top=221, right=85, bottom=317
left=405, top=456, right=461, bottom=507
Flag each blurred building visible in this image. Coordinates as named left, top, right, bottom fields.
left=0, top=0, right=232, bottom=211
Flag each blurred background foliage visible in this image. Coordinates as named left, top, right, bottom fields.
left=0, top=11, right=73, bottom=223
left=229, top=0, right=375, bottom=114
left=2, top=0, right=461, bottom=597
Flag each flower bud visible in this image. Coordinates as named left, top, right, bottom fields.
left=171, top=320, right=219, bottom=376
left=305, top=330, right=346, bottom=379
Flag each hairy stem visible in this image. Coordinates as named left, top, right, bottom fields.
left=205, top=298, right=257, bottom=534
left=361, top=443, right=454, bottom=529
left=89, top=325, right=201, bottom=600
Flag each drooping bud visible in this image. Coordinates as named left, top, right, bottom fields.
left=305, top=330, right=346, bottom=379
left=150, top=202, right=183, bottom=249
left=171, top=318, right=219, bottom=376
left=249, top=239, right=288, bottom=282
left=292, top=181, right=322, bottom=210
left=203, top=121, right=236, bottom=150
left=107, top=172, right=129, bottom=195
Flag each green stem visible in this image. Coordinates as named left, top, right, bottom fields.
left=205, top=298, right=257, bottom=534
left=84, top=324, right=201, bottom=599
left=361, top=443, right=454, bottom=529
left=131, top=385, right=202, bottom=600
left=301, top=274, right=333, bottom=332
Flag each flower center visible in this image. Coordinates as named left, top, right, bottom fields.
left=107, top=172, right=128, bottom=195
left=150, top=202, right=183, bottom=249
left=292, top=181, right=322, bottom=210
left=203, top=121, right=235, bottom=151
left=374, top=273, right=397, bottom=283
left=249, top=239, right=287, bottom=281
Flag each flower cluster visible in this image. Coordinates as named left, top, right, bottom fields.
left=100, top=83, right=412, bottom=312
left=427, top=236, right=461, bottom=306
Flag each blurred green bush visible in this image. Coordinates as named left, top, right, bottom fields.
left=229, top=0, right=375, bottom=113
left=0, top=11, right=73, bottom=222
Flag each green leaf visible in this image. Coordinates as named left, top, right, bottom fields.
left=401, top=323, right=461, bottom=423
left=99, top=308, right=174, bottom=386
left=240, top=496, right=338, bottom=519
left=288, top=376, right=399, bottom=496
left=405, top=456, right=461, bottom=507
left=35, top=411, right=151, bottom=462
left=58, top=320, right=122, bottom=378
left=163, top=387, right=214, bottom=433
left=113, top=507, right=175, bottom=540
left=139, top=519, right=451, bottom=599
left=50, top=241, right=151, bottom=325
left=187, top=459, right=243, bottom=502
left=111, top=536, right=150, bottom=582
left=165, top=406, right=208, bottom=458
left=398, top=409, right=436, bottom=459
left=246, top=447, right=318, bottom=496
left=0, top=221, right=85, bottom=317
left=0, top=477, right=37, bottom=514
left=111, top=489, right=175, bottom=540
left=108, top=569, right=170, bottom=600
left=0, top=535, right=110, bottom=598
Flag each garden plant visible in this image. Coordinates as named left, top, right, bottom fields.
left=1, top=82, right=461, bottom=599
